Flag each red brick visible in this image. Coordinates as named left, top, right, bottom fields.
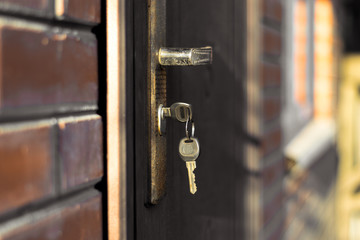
left=261, top=128, right=282, bottom=156
left=263, top=96, right=281, bottom=121
left=0, top=0, right=51, bottom=16
left=0, top=20, right=98, bottom=112
left=58, top=115, right=103, bottom=191
left=1, top=191, right=102, bottom=240
left=263, top=27, right=282, bottom=57
left=55, top=0, right=101, bottom=24
left=262, top=0, right=283, bottom=23
left=261, top=63, right=281, bottom=87
left=0, top=121, right=55, bottom=214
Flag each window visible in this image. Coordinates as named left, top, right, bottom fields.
left=283, top=0, right=337, bottom=168
left=283, top=0, right=314, bottom=145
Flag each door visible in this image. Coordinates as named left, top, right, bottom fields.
left=134, top=0, right=246, bottom=239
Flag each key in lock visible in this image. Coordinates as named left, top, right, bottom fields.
left=158, top=102, right=192, bottom=135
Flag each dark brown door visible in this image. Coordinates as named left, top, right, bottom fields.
left=134, top=0, right=246, bottom=239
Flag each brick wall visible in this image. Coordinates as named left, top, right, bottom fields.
left=245, top=0, right=285, bottom=239
left=260, top=1, right=285, bottom=239
left=0, top=0, right=104, bottom=239
left=246, top=1, right=340, bottom=239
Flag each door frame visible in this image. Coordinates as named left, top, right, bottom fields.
left=106, top=0, right=134, bottom=239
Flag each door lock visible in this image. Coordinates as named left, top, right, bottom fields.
left=159, top=102, right=200, bottom=195
left=158, top=102, right=192, bottom=135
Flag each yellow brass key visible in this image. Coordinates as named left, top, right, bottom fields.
left=179, top=137, right=200, bottom=194
left=185, top=161, right=197, bottom=194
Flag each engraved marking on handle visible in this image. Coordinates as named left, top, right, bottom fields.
left=159, top=47, right=213, bottom=66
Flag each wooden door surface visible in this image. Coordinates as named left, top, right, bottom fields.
left=134, top=0, right=246, bottom=239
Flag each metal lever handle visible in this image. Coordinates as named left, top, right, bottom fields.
left=159, top=46, right=213, bottom=66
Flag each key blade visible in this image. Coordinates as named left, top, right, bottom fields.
left=186, top=161, right=197, bottom=194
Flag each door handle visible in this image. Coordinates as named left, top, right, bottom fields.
left=159, top=47, right=213, bottom=66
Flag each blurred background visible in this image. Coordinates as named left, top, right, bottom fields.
left=282, top=0, right=360, bottom=239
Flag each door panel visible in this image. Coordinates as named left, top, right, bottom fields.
left=134, top=0, right=246, bottom=239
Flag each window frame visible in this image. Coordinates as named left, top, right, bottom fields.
left=282, top=0, right=315, bottom=145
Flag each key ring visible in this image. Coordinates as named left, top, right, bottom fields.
left=185, top=118, right=195, bottom=139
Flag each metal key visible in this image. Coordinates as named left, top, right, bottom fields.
left=158, top=102, right=193, bottom=135
left=162, top=102, right=192, bottom=122
left=179, top=137, right=200, bottom=194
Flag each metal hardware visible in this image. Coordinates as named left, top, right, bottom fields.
left=179, top=137, right=199, bottom=163
left=148, top=0, right=166, bottom=205
left=159, top=47, right=213, bottom=66
left=157, top=104, right=166, bottom=136
left=179, top=115, right=200, bottom=195
left=158, top=102, right=192, bottom=135
left=179, top=110, right=199, bottom=195
left=148, top=0, right=212, bottom=205
left=179, top=137, right=199, bottom=195
left=185, top=118, right=195, bottom=139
